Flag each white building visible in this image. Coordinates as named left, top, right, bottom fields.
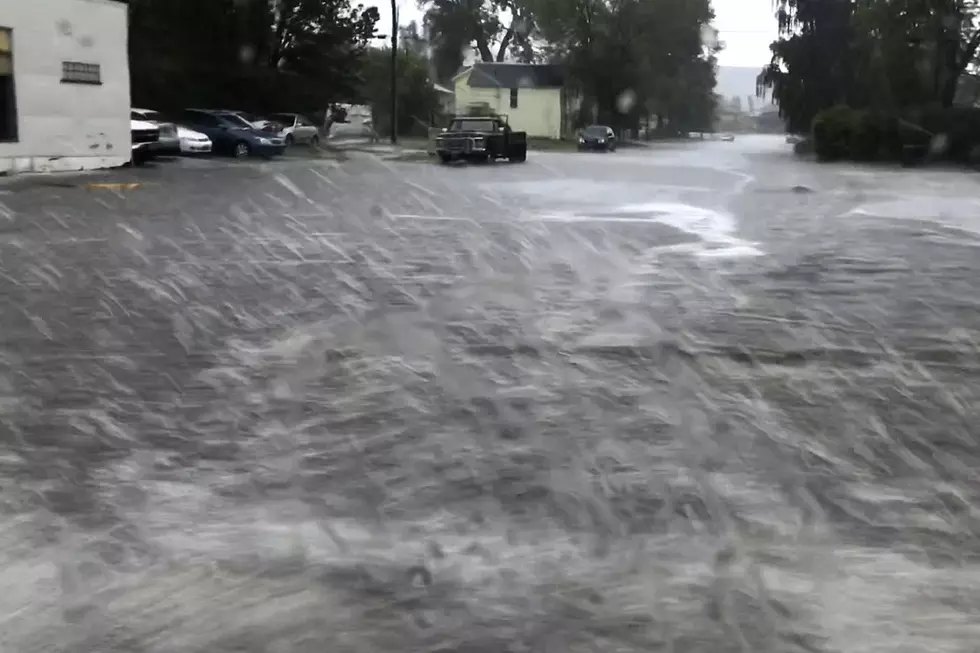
left=0, top=0, right=130, bottom=175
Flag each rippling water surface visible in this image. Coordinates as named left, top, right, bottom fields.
left=1, top=139, right=980, bottom=652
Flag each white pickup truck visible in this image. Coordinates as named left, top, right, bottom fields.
left=130, top=118, right=160, bottom=165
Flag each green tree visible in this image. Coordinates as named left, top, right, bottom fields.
left=421, top=0, right=536, bottom=82
left=665, top=55, right=718, bottom=132
left=759, top=0, right=859, bottom=133
left=532, top=0, right=717, bottom=132
left=123, top=0, right=379, bottom=111
left=251, top=0, right=379, bottom=79
left=417, top=0, right=716, bottom=133
left=761, top=0, right=980, bottom=132
left=902, top=0, right=980, bottom=107
left=358, top=44, right=441, bottom=136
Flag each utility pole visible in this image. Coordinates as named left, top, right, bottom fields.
left=390, top=0, right=398, bottom=144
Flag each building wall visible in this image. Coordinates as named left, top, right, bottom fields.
left=453, top=69, right=562, bottom=139
left=0, top=0, right=130, bottom=174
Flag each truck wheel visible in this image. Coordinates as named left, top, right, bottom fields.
left=438, top=153, right=452, bottom=164
left=509, top=148, right=527, bottom=163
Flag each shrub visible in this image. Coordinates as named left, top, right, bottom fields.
left=916, top=106, right=980, bottom=162
left=793, top=137, right=814, bottom=155
left=877, top=114, right=904, bottom=161
left=848, top=110, right=894, bottom=161
left=811, top=105, right=856, bottom=161
left=812, top=104, right=980, bottom=165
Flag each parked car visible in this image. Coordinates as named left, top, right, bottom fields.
left=267, top=113, right=320, bottom=146
left=131, top=108, right=179, bottom=155
left=130, top=118, right=160, bottom=165
left=177, top=109, right=286, bottom=158
left=177, top=125, right=212, bottom=154
left=222, top=110, right=283, bottom=134
left=578, top=124, right=617, bottom=152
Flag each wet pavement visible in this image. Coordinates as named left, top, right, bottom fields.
left=2, top=136, right=980, bottom=652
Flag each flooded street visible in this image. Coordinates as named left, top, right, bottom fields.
left=1, top=135, right=979, bottom=652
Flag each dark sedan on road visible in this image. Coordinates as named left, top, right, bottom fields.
left=578, top=124, right=617, bottom=152
left=176, top=109, right=287, bottom=159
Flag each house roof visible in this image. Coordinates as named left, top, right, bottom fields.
left=461, top=63, right=564, bottom=89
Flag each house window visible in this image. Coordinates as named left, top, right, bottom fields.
left=509, top=87, right=518, bottom=109
left=0, top=27, right=16, bottom=142
left=61, top=61, right=101, bottom=85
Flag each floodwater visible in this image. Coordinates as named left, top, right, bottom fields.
left=0, top=136, right=979, bottom=652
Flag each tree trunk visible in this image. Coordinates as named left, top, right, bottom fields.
left=942, top=31, right=980, bottom=107
left=495, top=25, right=514, bottom=61
left=941, top=71, right=960, bottom=107
left=474, top=32, right=493, bottom=61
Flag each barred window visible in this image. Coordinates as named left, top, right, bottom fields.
left=61, top=61, right=101, bottom=85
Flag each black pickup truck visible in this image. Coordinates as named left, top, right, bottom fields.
left=434, top=115, right=527, bottom=163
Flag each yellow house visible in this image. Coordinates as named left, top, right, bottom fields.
left=452, top=63, right=564, bottom=139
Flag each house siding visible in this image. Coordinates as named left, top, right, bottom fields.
left=453, top=69, right=562, bottom=139
left=0, top=0, right=130, bottom=175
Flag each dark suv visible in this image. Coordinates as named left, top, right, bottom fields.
left=177, top=109, right=286, bottom=158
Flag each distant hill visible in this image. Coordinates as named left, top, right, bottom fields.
left=716, top=65, right=775, bottom=107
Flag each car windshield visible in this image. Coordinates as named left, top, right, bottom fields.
left=219, top=113, right=254, bottom=129
left=449, top=119, right=497, bottom=132
left=584, top=126, right=609, bottom=136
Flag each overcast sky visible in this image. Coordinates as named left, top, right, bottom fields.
left=365, top=0, right=777, bottom=68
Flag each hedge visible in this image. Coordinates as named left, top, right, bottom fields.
left=810, top=104, right=980, bottom=165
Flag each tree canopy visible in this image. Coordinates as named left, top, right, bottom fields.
left=123, top=0, right=718, bottom=134
left=420, top=0, right=720, bottom=133
left=123, top=0, right=380, bottom=112
left=358, top=38, right=442, bottom=137
left=761, top=0, right=980, bottom=133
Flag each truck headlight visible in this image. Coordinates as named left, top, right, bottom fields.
left=257, top=137, right=271, bottom=145
left=578, top=137, right=585, bottom=143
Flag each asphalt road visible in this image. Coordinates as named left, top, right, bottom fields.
left=2, top=137, right=980, bottom=652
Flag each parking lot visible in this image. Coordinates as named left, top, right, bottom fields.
left=4, top=135, right=980, bottom=651
left=127, top=105, right=377, bottom=168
